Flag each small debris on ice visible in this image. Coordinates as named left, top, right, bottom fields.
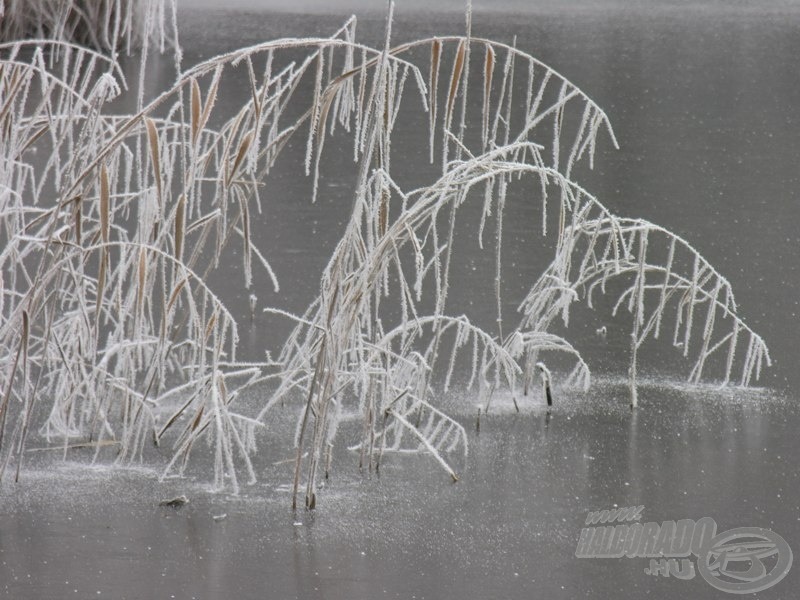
left=159, top=495, right=189, bottom=508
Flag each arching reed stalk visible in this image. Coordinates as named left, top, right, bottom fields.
left=0, top=2, right=770, bottom=504
left=516, top=214, right=770, bottom=408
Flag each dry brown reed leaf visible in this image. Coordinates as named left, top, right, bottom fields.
left=445, top=40, right=465, bottom=129
left=190, top=77, right=202, bottom=144
left=145, top=117, right=162, bottom=205
left=174, top=194, right=185, bottom=263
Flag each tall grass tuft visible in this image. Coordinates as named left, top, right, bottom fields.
left=0, top=1, right=770, bottom=505
left=0, top=1, right=178, bottom=53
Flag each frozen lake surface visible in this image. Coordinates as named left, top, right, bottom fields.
left=2, top=383, right=798, bottom=599
left=2, top=3, right=800, bottom=598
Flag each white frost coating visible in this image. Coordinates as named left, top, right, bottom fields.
left=0, top=6, right=768, bottom=506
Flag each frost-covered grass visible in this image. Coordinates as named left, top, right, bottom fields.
left=0, top=1, right=770, bottom=507
left=0, top=0, right=178, bottom=53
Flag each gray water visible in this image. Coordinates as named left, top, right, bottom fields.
left=3, top=5, right=800, bottom=599
left=2, top=387, right=797, bottom=599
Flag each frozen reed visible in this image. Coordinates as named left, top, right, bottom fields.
left=0, top=1, right=769, bottom=506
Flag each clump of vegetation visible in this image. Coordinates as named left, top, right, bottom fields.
left=0, top=1, right=769, bottom=508
left=0, top=0, right=178, bottom=53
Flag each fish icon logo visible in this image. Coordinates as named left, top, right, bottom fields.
left=697, top=527, right=793, bottom=594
